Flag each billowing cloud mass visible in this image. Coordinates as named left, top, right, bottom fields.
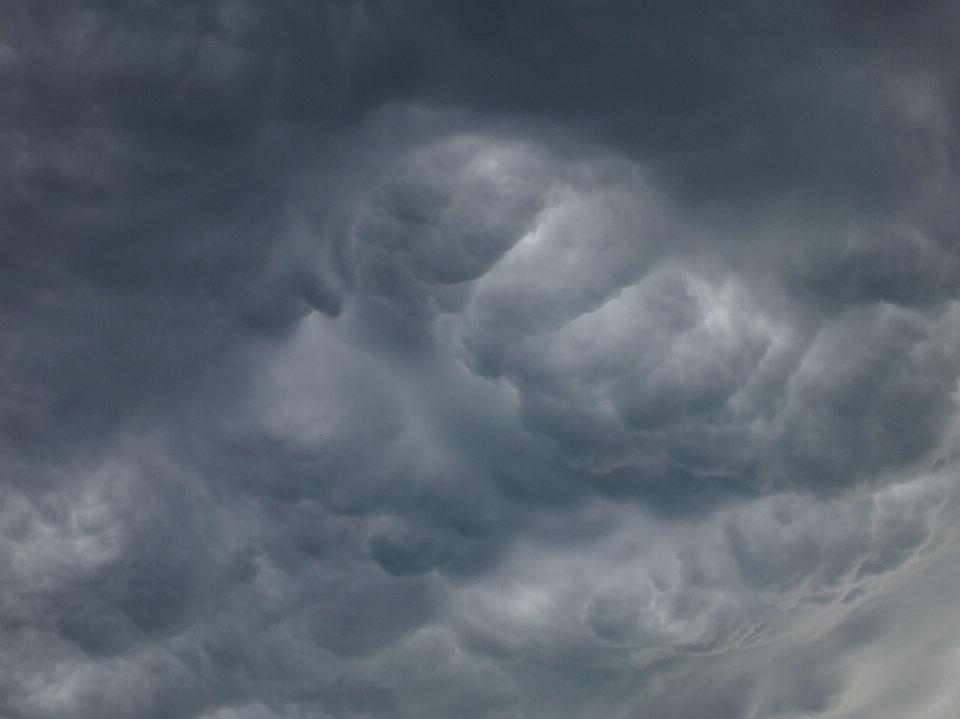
left=3, top=1, right=960, bottom=718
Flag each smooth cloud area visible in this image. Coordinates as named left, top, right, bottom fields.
left=3, top=2, right=960, bottom=718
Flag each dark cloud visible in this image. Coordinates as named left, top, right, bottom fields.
left=3, top=1, right=960, bottom=717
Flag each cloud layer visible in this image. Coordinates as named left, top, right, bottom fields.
left=3, top=2, right=960, bottom=718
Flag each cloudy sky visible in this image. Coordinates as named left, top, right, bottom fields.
left=2, top=2, right=960, bottom=718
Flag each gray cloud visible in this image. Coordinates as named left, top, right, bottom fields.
left=3, top=1, right=960, bottom=718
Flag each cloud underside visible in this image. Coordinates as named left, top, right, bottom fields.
left=3, top=2, right=960, bottom=718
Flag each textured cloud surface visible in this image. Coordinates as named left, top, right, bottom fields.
left=3, top=2, right=960, bottom=718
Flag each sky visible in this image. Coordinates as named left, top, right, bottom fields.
left=2, top=2, right=960, bottom=718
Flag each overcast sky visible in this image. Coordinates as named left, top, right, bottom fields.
left=2, top=2, right=960, bottom=718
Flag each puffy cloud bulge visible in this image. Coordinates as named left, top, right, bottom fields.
left=2, top=1, right=960, bottom=718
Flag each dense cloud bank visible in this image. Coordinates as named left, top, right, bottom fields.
left=3, top=1, right=960, bottom=718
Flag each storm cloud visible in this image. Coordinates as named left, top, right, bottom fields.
left=2, top=1, right=960, bottom=717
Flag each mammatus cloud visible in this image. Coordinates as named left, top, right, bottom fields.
left=3, top=2, right=960, bottom=718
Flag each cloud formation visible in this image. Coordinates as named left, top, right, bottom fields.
left=3, top=1, right=960, bottom=718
